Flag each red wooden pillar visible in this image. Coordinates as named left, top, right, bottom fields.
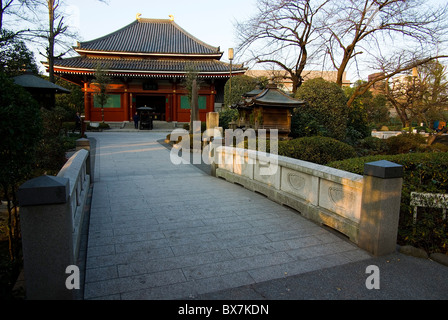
left=83, top=82, right=91, bottom=121
left=209, top=84, right=216, bottom=113
left=172, top=82, right=178, bottom=122
left=123, top=90, right=130, bottom=121
left=129, top=93, right=134, bottom=120
left=166, top=94, right=171, bottom=122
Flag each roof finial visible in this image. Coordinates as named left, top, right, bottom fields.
left=169, top=15, right=174, bottom=21
left=136, top=13, right=142, bottom=21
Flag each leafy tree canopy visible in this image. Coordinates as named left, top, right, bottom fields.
left=0, top=71, right=42, bottom=215
left=224, top=75, right=268, bottom=107
left=0, top=30, right=39, bottom=76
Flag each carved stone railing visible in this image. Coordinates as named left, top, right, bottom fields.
left=213, top=146, right=404, bottom=257
left=18, top=140, right=91, bottom=300
left=56, top=148, right=91, bottom=260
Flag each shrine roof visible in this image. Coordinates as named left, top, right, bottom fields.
left=76, top=17, right=223, bottom=58
left=250, top=84, right=305, bottom=108
left=13, top=73, right=70, bottom=93
left=52, top=56, right=246, bottom=77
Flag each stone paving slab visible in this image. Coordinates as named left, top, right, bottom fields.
left=83, top=132, right=371, bottom=300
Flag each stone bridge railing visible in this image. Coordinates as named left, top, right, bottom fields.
left=213, top=146, right=404, bottom=257
left=18, top=139, right=91, bottom=300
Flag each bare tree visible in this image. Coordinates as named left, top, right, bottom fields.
left=45, top=0, right=68, bottom=82
left=183, top=64, right=201, bottom=133
left=347, top=52, right=448, bottom=107
left=1, top=0, right=109, bottom=81
left=0, top=0, right=32, bottom=30
left=0, top=0, right=78, bottom=81
left=236, top=0, right=329, bottom=94
left=321, top=0, right=448, bottom=86
left=385, top=60, right=448, bottom=129
left=236, top=0, right=448, bottom=101
left=38, top=0, right=108, bottom=82
left=0, top=0, right=37, bottom=43
left=92, top=64, right=111, bottom=123
left=0, top=0, right=14, bottom=30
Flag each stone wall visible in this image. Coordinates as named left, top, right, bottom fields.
left=17, top=141, right=91, bottom=300
left=213, top=146, right=403, bottom=256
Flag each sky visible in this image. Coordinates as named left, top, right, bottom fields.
left=65, top=0, right=256, bottom=64
left=5, top=0, right=447, bottom=83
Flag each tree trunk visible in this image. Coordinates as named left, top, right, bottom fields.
left=190, top=79, right=199, bottom=134
left=4, top=184, right=19, bottom=262
left=291, top=74, right=301, bottom=95
left=336, top=46, right=353, bottom=87
left=48, top=0, right=55, bottom=83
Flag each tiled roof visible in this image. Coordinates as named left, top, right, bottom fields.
left=233, top=85, right=304, bottom=109
left=253, top=85, right=304, bottom=107
left=53, top=56, right=245, bottom=76
left=13, top=73, right=70, bottom=93
left=77, top=18, right=222, bottom=57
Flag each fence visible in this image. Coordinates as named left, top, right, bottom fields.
left=212, top=146, right=404, bottom=257
left=18, top=139, right=91, bottom=300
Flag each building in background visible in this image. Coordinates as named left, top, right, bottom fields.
left=49, top=15, right=246, bottom=123
left=245, top=69, right=351, bottom=94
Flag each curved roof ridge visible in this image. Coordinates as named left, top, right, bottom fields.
left=77, top=18, right=223, bottom=57
left=168, top=19, right=221, bottom=54
left=79, top=20, right=138, bottom=48
left=252, top=85, right=304, bottom=106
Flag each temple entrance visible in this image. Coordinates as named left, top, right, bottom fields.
left=136, top=95, right=166, bottom=121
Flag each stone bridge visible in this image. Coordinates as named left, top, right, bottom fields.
left=18, top=131, right=408, bottom=300
left=81, top=132, right=373, bottom=299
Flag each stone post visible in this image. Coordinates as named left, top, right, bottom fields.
left=206, top=112, right=219, bottom=130
left=358, top=160, right=404, bottom=256
left=18, top=175, right=77, bottom=300
left=76, top=138, right=90, bottom=152
left=206, top=112, right=221, bottom=177
left=209, top=137, right=224, bottom=177
left=76, top=138, right=91, bottom=181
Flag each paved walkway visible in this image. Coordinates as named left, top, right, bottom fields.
left=83, top=131, right=374, bottom=300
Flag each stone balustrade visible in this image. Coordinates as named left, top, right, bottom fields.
left=17, top=140, right=91, bottom=300
left=213, top=146, right=403, bottom=257
left=56, top=148, right=91, bottom=260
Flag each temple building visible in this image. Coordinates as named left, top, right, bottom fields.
left=50, top=15, right=246, bottom=123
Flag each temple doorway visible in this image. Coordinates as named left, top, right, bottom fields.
left=136, top=95, right=166, bottom=121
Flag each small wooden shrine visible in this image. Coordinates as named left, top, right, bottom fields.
left=13, top=72, right=70, bottom=109
left=231, top=84, right=305, bottom=139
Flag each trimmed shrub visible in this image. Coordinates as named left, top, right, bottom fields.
left=328, top=152, right=448, bottom=254
left=219, top=108, right=238, bottom=130
left=290, top=111, right=328, bottom=138
left=429, top=143, right=448, bottom=153
left=277, top=136, right=357, bottom=165
left=385, top=133, right=428, bottom=154
left=354, top=136, right=389, bottom=156
left=294, top=78, right=348, bottom=141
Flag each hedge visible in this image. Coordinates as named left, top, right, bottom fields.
left=277, top=136, right=357, bottom=165
left=328, top=152, right=448, bottom=254
left=226, top=136, right=357, bottom=165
